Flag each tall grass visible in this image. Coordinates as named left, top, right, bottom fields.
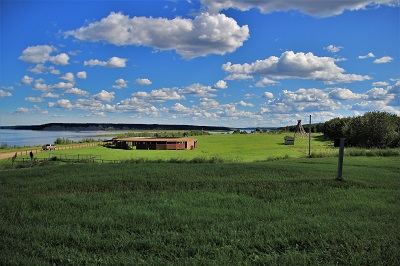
left=1, top=157, right=399, bottom=265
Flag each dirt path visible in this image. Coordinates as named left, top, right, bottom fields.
left=0, top=143, right=104, bottom=160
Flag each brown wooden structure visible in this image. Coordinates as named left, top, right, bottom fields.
left=113, top=137, right=197, bottom=150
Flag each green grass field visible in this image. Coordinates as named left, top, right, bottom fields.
left=1, top=133, right=399, bottom=265
left=4, top=133, right=334, bottom=164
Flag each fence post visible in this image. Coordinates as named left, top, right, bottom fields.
left=337, top=138, right=345, bottom=181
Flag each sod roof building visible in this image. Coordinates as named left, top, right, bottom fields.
left=113, top=137, right=197, bottom=150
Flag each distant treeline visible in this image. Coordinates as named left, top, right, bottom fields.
left=119, top=130, right=210, bottom=138
left=4, top=123, right=231, bottom=132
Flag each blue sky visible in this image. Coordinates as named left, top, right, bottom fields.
left=1, top=0, right=399, bottom=127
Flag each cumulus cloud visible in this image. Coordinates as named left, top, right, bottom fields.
left=132, top=88, right=185, bottom=102
left=25, top=97, right=43, bottom=102
left=48, top=99, right=73, bottom=109
left=372, top=81, right=389, bottom=86
left=324, top=44, right=343, bottom=53
left=224, top=73, right=253, bottom=80
left=21, top=75, right=34, bottom=85
left=116, top=97, right=158, bottom=115
left=112, top=79, right=129, bottom=89
left=64, top=87, right=89, bottom=96
left=33, top=81, right=74, bottom=92
left=77, top=71, right=87, bottom=79
left=41, top=92, right=60, bottom=98
left=255, top=77, right=279, bottom=87
left=358, top=52, right=375, bottom=59
left=180, top=83, right=217, bottom=97
left=135, top=78, right=152, bottom=86
left=65, top=12, right=249, bottom=59
left=19, top=45, right=69, bottom=65
left=0, top=90, right=12, bottom=97
left=200, top=0, right=395, bottom=17
left=93, top=90, right=115, bottom=102
left=60, top=72, right=75, bottom=83
left=374, top=56, right=394, bottom=64
left=222, top=51, right=371, bottom=84
left=84, top=57, right=127, bottom=68
left=261, top=88, right=339, bottom=114
left=237, top=100, right=254, bottom=107
left=214, top=80, right=228, bottom=89
left=261, top=92, right=274, bottom=98
left=328, top=88, right=363, bottom=100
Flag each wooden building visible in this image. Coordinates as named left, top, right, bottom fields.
left=113, top=137, right=197, bottom=150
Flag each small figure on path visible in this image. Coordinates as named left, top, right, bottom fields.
left=12, top=152, right=17, bottom=165
left=30, top=151, right=34, bottom=161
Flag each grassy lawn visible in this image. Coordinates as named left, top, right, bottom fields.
left=1, top=157, right=399, bottom=265
left=4, top=133, right=335, bottom=164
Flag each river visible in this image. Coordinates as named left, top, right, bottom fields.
left=0, top=129, right=112, bottom=147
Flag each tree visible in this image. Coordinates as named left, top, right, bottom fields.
left=323, top=111, right=400, bottom=148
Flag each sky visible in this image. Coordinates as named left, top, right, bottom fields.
left=0, top=0, right=399, bottom=127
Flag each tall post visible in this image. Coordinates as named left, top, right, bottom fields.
left=337, top=138, right=346, bottom=180
left=308, top=115, right=311, bottom=157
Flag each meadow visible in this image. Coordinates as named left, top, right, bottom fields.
left=1, top=133, right=399, bottom=265
left=3, top=133, right=334, bottom=165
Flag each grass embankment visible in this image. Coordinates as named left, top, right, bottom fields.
left=1, top=157, right=399, bottom=265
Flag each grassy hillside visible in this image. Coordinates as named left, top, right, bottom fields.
left=1, top=157, right=399, bottom=265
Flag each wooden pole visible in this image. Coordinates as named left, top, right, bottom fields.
left=337, top=138, right=345, bottom=180
left=308, top=115, right=311, bottom=157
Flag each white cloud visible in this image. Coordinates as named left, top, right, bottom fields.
left=214, top=80, right=228, bottom=89
left=324, top=44, right=343, bottom=53
left=19, top=45, right=69, bottom=65
left=328, top=88, right=363, bottom=100
left=171, top=103, right=191, bottom=113
left=48, top=99, right=73, bottom=109
left=32, top=81, right=74, bottom=92
left=135, top=78, right=152, bottom=86
left=358, top=52, right=375, bottom=59
left=93, top=90, right=115, bottom=102
left=261, top=92, right=274, bottom=98
left=132, top=88, right=185, bottom=102
left=180, top=83, right=217, bottom=97
left=374, top=56, right=394, bottom=64
left=50, top=53, right=70, bottom=65
left=224, top=73, right=253, bottom=80
left=64, top=87, right=89, bottom=96
left=21, top=75, right=34, bottom=85
left=12, top=107, right=30, bottom=114
left=262, top=88, right=339, bottom=114
left=84, top=57, right=127, bottom=68
left=66, top=12, right=249, bottom=59
left=60, top=72, right=75, bottom=83
left=50, top=68, right=60, bottom=75
left=372, top=81, right=389, bottom=86
left=222, top=51, right=371, bottom=84
left=41, top=92, right=60, bottom=98
left=237, top=100, right=254, bottom=107
left=77, top=71, right=87, bottom=79
left=112, top=79, right=128, bottom=89
left=116, top=97, right=158, bottom=115
left=255, top=77, right=279, bottom=87
left=25, top=97, right=43, bottom=102
left=200, top=0, right=395, bottom=17
left=0, top=90, right=12, bottom=97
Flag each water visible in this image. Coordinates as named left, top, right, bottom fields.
left=0, top=129, right=111, bottom=147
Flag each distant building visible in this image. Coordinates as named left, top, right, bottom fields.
left=113, top=137, right=197, bottom=150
